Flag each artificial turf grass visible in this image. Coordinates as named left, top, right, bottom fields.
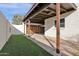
left=0, top=35, right=52, bottom=56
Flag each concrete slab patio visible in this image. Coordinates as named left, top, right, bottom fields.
left=27, top=34, right=79, bottom=56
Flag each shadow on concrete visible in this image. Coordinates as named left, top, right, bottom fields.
left=26, top=34, right=79, bottom=56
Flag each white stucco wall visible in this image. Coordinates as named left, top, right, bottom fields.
left=0, top=11, right=12, bottom=50
left=45, top=8, right=79, bottom=40
left=12, top=24, right=24, bottom=35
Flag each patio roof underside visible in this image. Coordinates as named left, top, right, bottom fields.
left=23, top=3, right=77, bottom=24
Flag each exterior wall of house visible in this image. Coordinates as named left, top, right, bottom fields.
left=0, top=12, right=12, bottom=50
left=45, top=8, right=79, bottom=41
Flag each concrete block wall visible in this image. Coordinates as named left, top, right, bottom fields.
left=11, top=24, right=24, bottom=35
left=0, top=11, right=12, bottom=50
left=0, top=11, right=24, bottom=50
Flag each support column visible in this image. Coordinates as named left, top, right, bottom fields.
left=56, top=3, right=60, bottom=54
left=28, top=20, right=31, bottom=36
left=24, top=22, right=25, bottom=35
left=25, top=21, right=28, bottom=35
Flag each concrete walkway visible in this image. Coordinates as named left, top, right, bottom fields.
left=26, top=34, right=79, bottom=56
left=46, top=36, right=79, bottom=56
left=26, top=34, right=61, bottom=56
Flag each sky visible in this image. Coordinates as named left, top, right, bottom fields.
left=0, top=3, right=33, bottom=23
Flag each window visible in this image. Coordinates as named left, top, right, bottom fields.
left=55, top=18, right=65, bottom=27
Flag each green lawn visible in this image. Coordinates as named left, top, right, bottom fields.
left=0, top=35, right=52, bottom=56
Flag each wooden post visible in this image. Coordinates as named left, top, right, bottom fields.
left=26, top=21, right=27, bottom=35
left=56, top=3, right=60, bottom=54
left=28, top=20, right=31, bottom=36
left=24, top=22, right=25, bottom=35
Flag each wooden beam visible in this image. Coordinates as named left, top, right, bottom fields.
left=24, top=22, right=25, bottom=35
left=26, top=22, right=27, bottom=35
left=60, top=4, right=68, bottom=12
left=28, top=20, right=31, bottom=36
left=70, top=3, right=77, bottom=10
left=29, top=4, right=50, bottom=20
left=56, top=3, right=60, bottom=54
left=41, top=11, right=48, bottom=15
left=47, top=7, right=56, bottom=12
left=38, top=13, right=49, bottom=17
left=24, top=4, right=38, bottom=20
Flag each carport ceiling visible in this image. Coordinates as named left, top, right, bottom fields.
left=23, top=3, right=77, bottom=24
